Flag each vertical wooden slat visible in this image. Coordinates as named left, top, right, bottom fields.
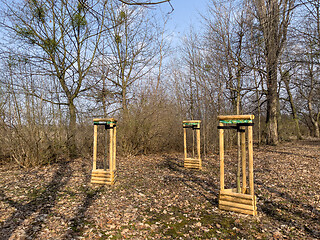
left=109, top=125, right=113, bottom=172
left=93, top=124, right=98, bottom=170
left=248, top=125, right=254, bottom=195
left=219, top=122, right=224, bottom=190
left=241, top=126, right=247, bottom=193
left=104, top=126, right=108, bottom=170
left=197, top=125, right=201, bottom=169
left=192, top=130, right=195, bottom=158
left=237, top=131, right=241, bottom=193
left=183, top=127, right=187, bottom=160
left=113, top=125, right=117, bottom=171
left=196, top=125, right=201, bottom=160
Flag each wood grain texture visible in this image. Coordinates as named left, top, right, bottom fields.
left=182, top=120, right=201, bottom=123
left=93, top=118, right=116, bottom=122
left=219, top=205, right=257, bottom=216
left=241, top=127, right=247, bottom=194
left=196, top=128, right=201, bottom=160
left=93, top=125, right=98, bottom=170
left=217, top=115, right=254, bottom=120
left=183, top=128, right=187, bottom=160
left=219, top=122, right=224, bottom=190
left=113, top=126, right=117, bottom=171
left=248, top=125, right=254, bottom=196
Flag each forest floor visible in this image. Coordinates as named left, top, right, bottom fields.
left=0, top=139, right=319, bottom=240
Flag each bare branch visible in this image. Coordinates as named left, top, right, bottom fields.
left=118, top=0, right=170, bottom=5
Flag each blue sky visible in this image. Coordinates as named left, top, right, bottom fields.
left=157, top=0, right=209, bottom=44
left=168, top=0, right=208, bottom=33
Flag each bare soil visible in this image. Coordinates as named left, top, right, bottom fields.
left=0, top=139, right=319, bottom=239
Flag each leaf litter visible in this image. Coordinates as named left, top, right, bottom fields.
left=0, top=139, right=319, bottom=239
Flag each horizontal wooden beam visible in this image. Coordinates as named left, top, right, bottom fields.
left=219, top=205, right=257, bottom=216
left=219, top=195, right=253, bottom=205
left=184, top=164, right=201, bottom=167
left=219, top=200, right=255, bottom=211
left=91, top=169, right=116, bottom=185
left=217, top=115, right=254, bottom=121
left=184, top=158, right=201, bottom=162
left=182, top=120, right=201, bottom=123
left=93, top=118, right=116, bottom=122
left=92, top=169, right=109, bottom=173
left=220, top=189, right=254, bottom=200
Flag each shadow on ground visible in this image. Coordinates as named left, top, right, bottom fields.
left=61, top=162, right=104, bottom=239
left=0, top=160, right=104, bottom=240
left=256, top=179, right=320, bottom=239
left=160, top=154, right=219, bottom=207
left=0, top=161, right=72, bottom=239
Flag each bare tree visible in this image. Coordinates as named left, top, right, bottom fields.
left=118, top=0, right=171, bottom=5
left=296, top=50, right=320, bottom=137
left=293, top=0, right=320, bottom=137
left=203, top=0, right=255, bottom=191
left=102, top=2, right=165, bottom=114
left=0, top=0, right=108, bottom=157
left=252, top=0, right=295, bottom=145
left=280, top=67, right=303, bottom=139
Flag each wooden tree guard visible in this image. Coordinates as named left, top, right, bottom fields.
left=183, top=120, right=201, bottom=170
left=217, top=115, right=257, bottom=215
left=91, top=118, right=117, bottom=185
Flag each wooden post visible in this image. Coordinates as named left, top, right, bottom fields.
left=104, top=126, right=108, bottom=170
left=113, top=125, right=117, bottom=171
left=183, top=127, right=187, bottom=160
left=109, top=125, right=114, bottom=172
left=241, top=126, right=247, bottom=193
left=219, top=122, right=224, bottom=190
left=192, top=130, right=195, bottom=158
left=197, top=125, right=201, bottom=160
left=237, top=131, right=241, bottom=193
left=248, top=125, right=254, bottom=196
left=93, top=125, right=98, bottom=170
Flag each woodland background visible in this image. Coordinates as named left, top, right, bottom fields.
left=0, top=0, right=319, bottom=167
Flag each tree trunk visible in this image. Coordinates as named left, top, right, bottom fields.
left=102, top=76, right=108, bottom=118
left=308, top=101, right=320, bottom=138
left=313, top=121, right=320, bottom=138
left=253, top=0, right=294, bottom=145
left=121, top=86, right=130, bottom=122
left=266, top=62, right=279, bottom=145
left=68, top=100, right=78, bottom=158
left=282, top=71, right=302, bottom=139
